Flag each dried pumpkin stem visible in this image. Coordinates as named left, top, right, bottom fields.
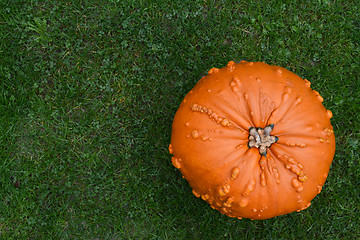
left=248, top=124, right=279, bottom=156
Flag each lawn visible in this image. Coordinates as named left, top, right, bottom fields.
left=0, top=0, right=359, bottom=239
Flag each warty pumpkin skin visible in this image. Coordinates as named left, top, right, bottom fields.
left=169, top=61, right=335, bottom=220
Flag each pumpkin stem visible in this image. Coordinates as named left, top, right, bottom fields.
left=248, top=124, right=278, bottom=156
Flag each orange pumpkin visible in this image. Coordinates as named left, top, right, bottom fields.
left=169, top=61, right=335, bottom=220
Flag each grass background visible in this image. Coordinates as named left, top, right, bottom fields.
left=0, top=0, right=359, bottom=239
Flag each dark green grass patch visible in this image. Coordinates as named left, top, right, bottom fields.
left=0, top=0, right=359, bottom=238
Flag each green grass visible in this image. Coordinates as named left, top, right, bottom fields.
left=0, top=0, right=359, bottom=238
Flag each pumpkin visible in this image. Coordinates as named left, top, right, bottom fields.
left=169, top=61, right=335, bottom=220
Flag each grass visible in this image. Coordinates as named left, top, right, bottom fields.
left=0, top=0, right=359, bottom=238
